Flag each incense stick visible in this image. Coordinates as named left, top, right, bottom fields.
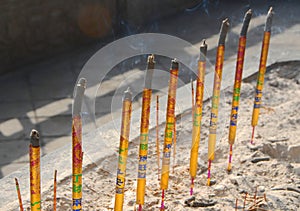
left=160, top=59, right=179, bottom=210
left=72, top=78, right=86, bottom=211
left=53, top=170, right=57, bottom=211
left=207, top=18, right=229, bottom=186
left=228, top=9, right=252, bottom=172
left=136, top=55, right=155, bottom=210
left=189, top=39, right=207, bottom=194
left=114, top=88, right=133, bottom=211
left=15, top=178, right=24, bottom=211
left=30, top=129, right=41, bottom=211
left=251, top=7, right=273, bottom=144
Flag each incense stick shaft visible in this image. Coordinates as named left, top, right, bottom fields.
left=229, top=36, right=247, bottom=145
left=160, top=59, right=179, bottom=190
left=251, top=8, right=273, bottom=143
left=251, top=126, right=255, bottom=145
left=208, top=19, right=228, bottom=185
left=54, top=170, right=57, bottom=211
left=72, top=116, right=83, bottom=210
left=136, top=89, right=152, bottom=206
left=251, top=32, right=271, bottom=127
left=15, top=178, right=24, bottom=211
left=190, top=178, right=194, bottom=196
left=138, top=204, right=142, bottom=211
left=114, top=90, right=132, bottom=211
left=72, top=78, right=86, bottom=211
left=207, top=160, right=212, bottom=186
left=160, top=189, right=165, bottom=210
left=190, top=57, right=206, bottom=177
left=137, top=55, right=154, bottom=206
left=208, top=44, right=225, bottom=162
left=189, top=40, right=207, bottom=193
left=227, top=145, right=233, bottom=172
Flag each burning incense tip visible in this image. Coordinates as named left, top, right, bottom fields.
left=265, top=7, right=274, bottom=32
left=219, top=18, right=230, bottom=45
left=30, top=129, right=40, bottom=147
left=241, top=9, right=252, bottom=36
left=171, top=58, right=179, bottom=69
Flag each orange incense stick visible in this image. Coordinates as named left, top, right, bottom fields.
left=207, top=18, right=229, bottom=186
left=156, top=95, right=160, bottom=180
left=30, top=129, right=41, bottom=211
left=136, top=55, right=155, bottom=211
left=228, top=9, right=252, bottom=172
left=114, top=88, right=133, bottom=211
left=72, top=78, right=87, bottom=211
left=251, top=7, right=273, bottom=144
left=54, top=170, right=57, bottom=211
left=189, top=40, right=207, bottom=195
left=160, top=59, right=179, bottom=210
left=15, top=178, right=24, bottom=211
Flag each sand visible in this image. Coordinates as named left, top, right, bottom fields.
left=37, top=61, right=300, bottom=210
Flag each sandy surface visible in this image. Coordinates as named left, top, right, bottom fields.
left=38, top=61, right=300, bottom=210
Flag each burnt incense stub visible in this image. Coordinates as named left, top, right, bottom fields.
left=30, top=129, right=40, bottom=147
left=200, top=40, right=208, bottom=62
left=171, top=58, right=179, bottom=70
left=240, top=9, right=252, bottom=37
left=265, top=7, right=274, bottom=32
left=218, top=18, right=230, bottom=46
left=73, top=78, right=87, bottom=116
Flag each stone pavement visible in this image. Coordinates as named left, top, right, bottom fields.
left=0, top=0, right=299, bottom=180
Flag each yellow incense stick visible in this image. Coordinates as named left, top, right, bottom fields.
left=228, top=9, right=252, bottom=172
left=136, top=55, right=155, bottom=210
left=30, top=129, right=41, bottom=211
left=72, top=78, right=86, bottom=211
left=207, top=18, right=229, bottom=186
left=189, top=40, right=207, bottom=195
left=251, top=7, right=273, bottom=144
left=114, top=89, right=133, bottom=211
left=160, top=59, right=179, bottom=210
